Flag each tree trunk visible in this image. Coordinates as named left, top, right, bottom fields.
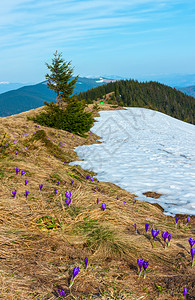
left=56, top=90, right=60, bottom=104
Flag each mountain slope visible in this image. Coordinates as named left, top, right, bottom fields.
left=178, top=85, right=195, bottom=98
left=0, top=106, right=194, bottom=299
left=0, top=82, right=26, bottom=94
left=0, top=77, right=107, bottom=117
left=77, top=80, right=195, bottom=124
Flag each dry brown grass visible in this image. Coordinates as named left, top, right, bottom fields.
left=0, top=106, right=194, bottom=299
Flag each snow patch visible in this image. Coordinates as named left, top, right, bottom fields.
left=71, top=108, right=195, bottom=216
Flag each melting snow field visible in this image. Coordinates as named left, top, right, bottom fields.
left=71, top=108, right=195, bottom=216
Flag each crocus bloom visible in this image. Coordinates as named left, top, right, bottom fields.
left=183, top=287, right=188, bottom=298
left=69, top=266, right=80, bottom=288
left=101, top=203, right=106, bottom=211
left=134, top=223, right=137, bottom=233
left=97, top=198, right=99, bottom=204
left=84, top=257, right=88, bottom=269
left=152, top=229, right=159, bottom=240
left=21, top=170, right=25, bottom=176
left=71, top=180, right=74, bottom=185
left=15, top=151, right=18, bottom=155
left=162, top=231, right=169, bottom=242
left=175, top=217, right=179, bottom=226
left=151, top=228, right=159, bottom=247
left=86, top=175, right=89, bottom=180
left=25, top=190, right=29, bottom=198
left=168, top=234, right=171, bottom=246
left=65, top=198, right=71, bottom=208
left=186, top=216, right=190, bottom=225
left=145, top=224, right=149, bottom=233
left=143, top=261, right=149, bottom=279
left=16, top=168, right=21, bottom=175
left=188, top=238, right=195, bottom=248
left=137, top=259, right=144, bottom=277
left=39, top=184, right=43, bottom=191
left=25, top=180, right=29, bottom=186
left=191, top=248, right=195, bottom=266
left=116, top=197, right=119, bottom=200
left=65, top=192, right=71, bottom=198
left=90, top=177, right=93, bottom=181
left=143, top=261, right=148, bottom=271
left=58, top=288, right=65, bottom=297
left=57, top=181, right=60, bottom=185
left=134, top=199, right=136, bottom=204
left=64, top=180, right=67, bottom=184
left=12, top=190, right=17, bottom=197
left=54, top=188, right=58, bottom=195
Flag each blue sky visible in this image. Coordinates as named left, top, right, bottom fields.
left=1, top=0, right=195, bottom=83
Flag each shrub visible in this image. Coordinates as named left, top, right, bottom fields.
left=28, top=99, right=93, bottom=135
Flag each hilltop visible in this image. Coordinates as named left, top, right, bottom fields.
left=0, top=105, right=194, bottom=299
left=77, top=80, right=195, bottom=124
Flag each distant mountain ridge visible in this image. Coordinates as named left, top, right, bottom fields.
left=0, top=82, right=26, bottom=94
left=177, top=85, right=195, bottom=98
left=0, top=77, right=107, bottom=117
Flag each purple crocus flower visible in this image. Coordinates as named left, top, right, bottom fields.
left=137, top=259, right=144, bottom=277
left=145, top=224, right=149, bottom=233
left=69, top=266, right=80, bottom=288
left=90, top=177, right=93, bottom=181
left=162, top=231, right=169, bottom=242
left=143, top=261, right=148, bottom=270
left=54, top=188, right=58, bottom=195
left=186, top=216, right=190, bottom=225
left=25, top=190, right=29, bottom=198
left=116, top=196, right=119, bottom=200
left=134, top=199, right=136, bottom=204
left=12, top=190, right=17, bottom=198
left=191, top=248, right=195, bottom=266
left=151, top=228, right=159, bottom=248
left=86, top=175, right=89, bottom=180
left=84, top=257, right=88, bottom=269
left=97, top=198, right=99, bottom=204
left=16, top=168, right=21, bottom=175
left=101, top=203, right=106, bottom=211
left=175, top=217, right=179, bottom=226
left=188, top=238, right=195, bottom=248
left=64, top=180, right=67, bottom=184
left=71, top=180, right=74, bottom=185
left=143, top=261, right=149, bottom=279
left=183, top=287, right=188, bottom=298
left=15, top=151, right=18, bottom=155
left=65, top=192, right=71, bottom=198
left=21, top=170, right=25, bottom=176
left=25, top=180, right=29, bottom=186
left=168, top=234, right=171, bottom=246
left=65, top=198, right=71, bottom=208
left=134, top=223, right=137, bottom=234
left=152, top=229, right=159, bottom=239
left=39, top=184, right=43, bottom=191
left=57, top=181, right=60, bottom=185
left=58, top=288, right=65, bottom=297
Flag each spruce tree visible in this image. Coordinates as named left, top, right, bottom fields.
left=45, top=51, right=78, bottom=104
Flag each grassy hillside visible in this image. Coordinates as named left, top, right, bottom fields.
left=77, top=80, right=195, bottom=124
left=0, top=77, right=106, bottom=117
left=0, top=106, right=194, bottom=299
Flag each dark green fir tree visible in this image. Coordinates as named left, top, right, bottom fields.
left=45, top=51, right=79, bottom=104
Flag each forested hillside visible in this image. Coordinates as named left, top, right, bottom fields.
left=77, top=80, right=195, bottom=124
left=0, top=77, right=106, bottom=117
